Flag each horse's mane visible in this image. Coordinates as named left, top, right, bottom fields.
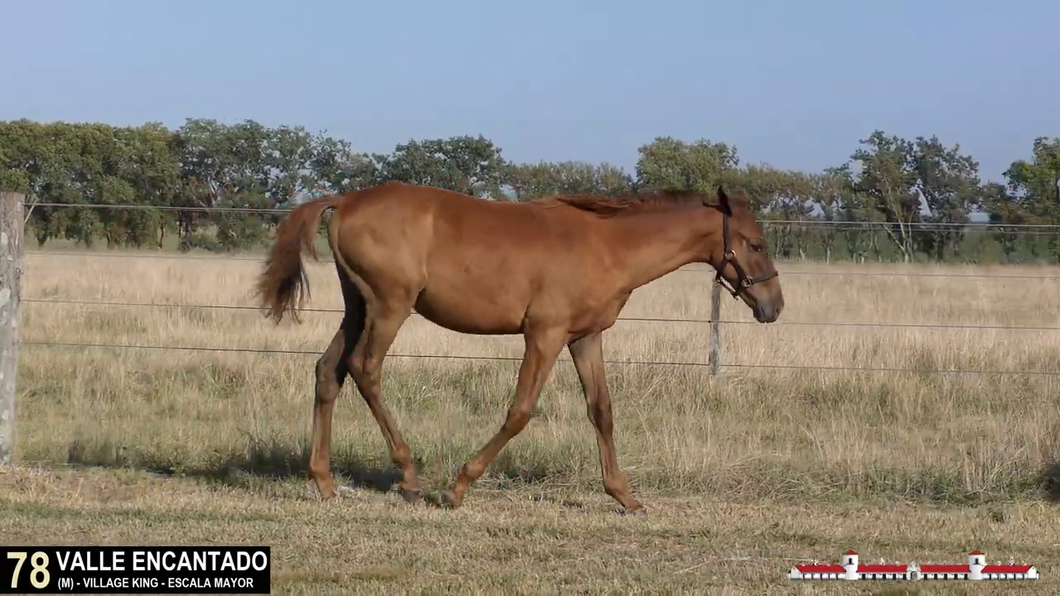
left=537, top=189, right=712, bottom=219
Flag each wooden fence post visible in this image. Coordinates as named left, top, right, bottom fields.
left=0, top=192, right=23, bottom=467
left=708, top=279, right=722, bottom=375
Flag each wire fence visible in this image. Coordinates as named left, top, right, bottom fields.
left=19, top=285, right=1060, bottom=378
left=20, top=340, right=1060, bottom=377
left=18, top=199, right=1060, bottom=379
left=24, top=200, right=1060, bottom=231
left=20, top=298, right=1060, bottom=331
left=23, top=250, right=1060, bottom=280
left=24, top=199, right=1060, bottom=271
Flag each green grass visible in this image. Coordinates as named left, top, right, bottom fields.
left=9, top=251, right=1060, bottom=592
left=2, top=466, right=1057, bottom=594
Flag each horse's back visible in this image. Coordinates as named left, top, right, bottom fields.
left=339, top=182, right=583, bottom=265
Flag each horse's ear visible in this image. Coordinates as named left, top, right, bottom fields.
left=705, top=185, right=733, bottom=217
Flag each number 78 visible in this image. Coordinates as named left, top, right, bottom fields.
left=8, top=551, right=50, bottom=589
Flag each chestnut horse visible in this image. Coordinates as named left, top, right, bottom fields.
left=255, top=181, right=784, bottom=515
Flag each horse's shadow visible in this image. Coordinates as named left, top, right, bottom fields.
left=1041, top=461, right=1060, bottom=503
left=62, top=435, right=571, bottom=505
left=66, top=439, right=1060, bottom=505
left=65, top=439, right=402, bottom=495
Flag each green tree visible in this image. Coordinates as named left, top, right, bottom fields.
left=849, top=131, right=920, bottom=262
left=721, top=164, right=813, bottom=258
left=983, top=182, right=1026, bottom=262
left=810, top=165, right=877, bottom=263
left=1000, top=137, right=1060, bottom=261
left=911, top=136, right=982, bottom=261
left=173, top=118, right=305, bottom=250
left=635, top=136, right=739, bottom=193
left=308, top=134, right=383, bottom=194
left=4, top=115, right=1057, bottom=263
left=504, top=160, right=633, bottom=200
left=0, top=120, right=87, bottom=246
left=505, top=161, right=558, bottom=200
left=381, top=135, right=508, bottom=198
left=263, top=124, right=322, bottom=207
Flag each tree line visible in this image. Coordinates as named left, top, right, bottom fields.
left=1, top=118, right=1058, bottom=264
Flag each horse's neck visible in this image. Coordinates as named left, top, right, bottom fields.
left=606, top=208, right=719, bottom=291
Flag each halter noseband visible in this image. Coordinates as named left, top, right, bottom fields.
left=714, top=211, right=779, bottom=299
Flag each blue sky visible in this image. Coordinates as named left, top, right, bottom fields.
left=2, top=0, right=1057, bottom=183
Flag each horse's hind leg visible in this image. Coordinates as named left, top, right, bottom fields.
left=348, top=297, right=422, bottom=502
left=309, top=264, right=366, bottom=500
left=308, top=320, right=356, bottom=500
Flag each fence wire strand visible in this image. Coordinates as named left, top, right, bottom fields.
left=27, top=200, right=1060, bottom=231
left=22, top=340, right=1060, bottom=377
left=21, top=298, right=1060, bottom=332
left=24, top=250, right=1060, bottom=280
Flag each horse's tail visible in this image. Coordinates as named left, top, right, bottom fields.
left=256, top=195, right=344, bottom=324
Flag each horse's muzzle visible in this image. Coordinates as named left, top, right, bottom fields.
left=752, top=301, right=782, bottom=324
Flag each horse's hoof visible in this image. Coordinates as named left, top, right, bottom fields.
left=398, top=488, right=424, bottom=503
left=623, top=507, right=647, bottom=517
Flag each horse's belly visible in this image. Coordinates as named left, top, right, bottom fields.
left=414, top=281, right=527, bottom=335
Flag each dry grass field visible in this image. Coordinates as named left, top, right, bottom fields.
left=4, top=248, right=1060, bottom=593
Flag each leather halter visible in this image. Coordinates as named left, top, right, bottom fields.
left=714, top=211, right=779, bottom=299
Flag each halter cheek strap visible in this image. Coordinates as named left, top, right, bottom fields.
left=714, top=212, right=779, bottom=299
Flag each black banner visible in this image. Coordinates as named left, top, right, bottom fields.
left=0, top=546, right=270, bottom=594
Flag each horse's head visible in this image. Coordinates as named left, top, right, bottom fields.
left=703, top=186, right=784, bottom=323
